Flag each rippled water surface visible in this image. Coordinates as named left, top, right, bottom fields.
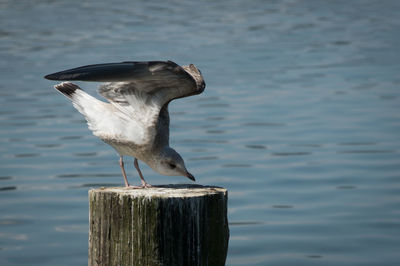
left=1, top=0, right=400, bottom=265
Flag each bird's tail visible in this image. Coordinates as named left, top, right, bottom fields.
left=54, top=82, right=80, bottom=99
left=54, top=82, right=109, bottom=136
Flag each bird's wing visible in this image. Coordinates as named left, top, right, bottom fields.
left=154, top=104, right=170, bottom=147
left=45, top=61, right=205, bottom=104
left=45, top=60, right=205, bottom=146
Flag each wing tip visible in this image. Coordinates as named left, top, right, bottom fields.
left=44, top=73, right=58, bottom=80
left=45, top=72, right=77, bottom=81
left=54, top=82, right=80, bottom=98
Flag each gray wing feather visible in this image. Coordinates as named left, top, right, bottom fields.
left=154, top=104, right=170, bottom=148
left=98, top=61, right=205, bottom=105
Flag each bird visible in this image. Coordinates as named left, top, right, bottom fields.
left=44, top=60, right=205, bottom=188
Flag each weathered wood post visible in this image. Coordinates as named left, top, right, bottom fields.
left=88, top=184, right=229, bottom=266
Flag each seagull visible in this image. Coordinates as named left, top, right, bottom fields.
left=45, top=60, right=205, bottom=188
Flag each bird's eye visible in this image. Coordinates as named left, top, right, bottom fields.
left=168, top=163, right=176, bottom=169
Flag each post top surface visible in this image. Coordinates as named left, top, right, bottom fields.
left=89, top=184, right=227, bottom=198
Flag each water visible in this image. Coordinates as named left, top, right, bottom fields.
left=1, top=0, right=400, bottom=265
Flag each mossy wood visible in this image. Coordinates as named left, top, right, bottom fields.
left=88, top=184, right=229, bottom=266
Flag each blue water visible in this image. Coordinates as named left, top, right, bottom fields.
left=1, top=0, right=400, bottom=265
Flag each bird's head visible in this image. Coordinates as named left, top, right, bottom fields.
left=154, top=147, right=195, bottom=181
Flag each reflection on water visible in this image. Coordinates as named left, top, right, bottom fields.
left=245, top=144, right=267, bottom=149
left=272, top=152, right=311, bottom=156
left=243, top=122, right=286, bottom=127
left=188, top=156, right=219, bottom=161
left=205, top=129, right=225, bottom=134
left=14, top=153, right=40, bottom=158
left=73, top=152, right=98, bottom=157
left=0, top=219, right=32, bottom=226
left=336, top=185, right=356, bottom=190
left=1, top=0, right=400, bottom=265
left=0, top=186, right=17, bottom=192
left=205, top=116, right=225, bottom=121
left=59, top=136, right=83, bottom=140
left=222, top=163, right=252, bottom=168
left=35, top=143, right=61, bottom=148
left=337, top=142, right=376, bottom=146
left=57, top=173, right=118, bottom=178
left=71, top=183, right=121, bottom=189
left=180, top=138, right=229, bottom=144
left=272, top=205, right=294, bottom=209
left=338, top=149, right=395, bottom=154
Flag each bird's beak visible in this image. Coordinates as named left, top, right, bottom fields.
left=185, top=172, right=195, bottom=182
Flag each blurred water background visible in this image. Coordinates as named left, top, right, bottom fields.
left=1, top=0, right=400, bottom=265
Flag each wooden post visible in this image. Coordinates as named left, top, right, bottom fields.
left=88, top=184, right=229, bottom=266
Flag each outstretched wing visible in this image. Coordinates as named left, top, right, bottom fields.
left=45, top=60, right=205, bottom=146
left=45, top=60, right=205, bottom=104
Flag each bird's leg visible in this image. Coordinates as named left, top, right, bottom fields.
left=119, top=156, right=130, bottom=188
left=134, top=158, right=152, bottom=188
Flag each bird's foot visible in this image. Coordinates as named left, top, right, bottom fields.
left=125, top=183, right=153, bottom=189
left=125, top=184, right=142, bottom=189
left=141, top=182, right=153, bottom=188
